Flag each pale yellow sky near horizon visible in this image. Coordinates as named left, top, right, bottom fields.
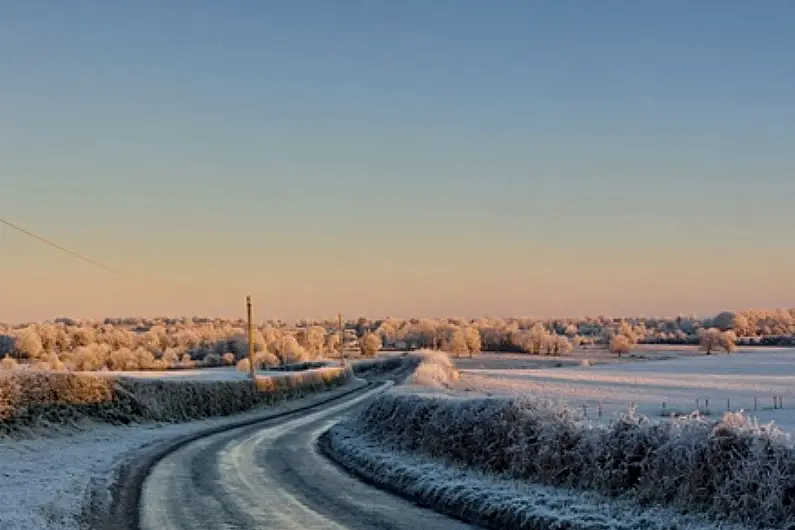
left=3, top=226, right=792, bottom=323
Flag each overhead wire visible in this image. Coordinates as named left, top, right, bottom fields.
left=0, top=216, right=127, bottom=277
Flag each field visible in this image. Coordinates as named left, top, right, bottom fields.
left=456, top=348, right=795, bottom=434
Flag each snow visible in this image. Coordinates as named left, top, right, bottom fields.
left=0, top=380, right=366, bottom=530
left=459, top=348, right=795, bottom=433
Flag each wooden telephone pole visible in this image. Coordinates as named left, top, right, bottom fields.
left=338, top=313, right=346, bottom=367
left=247, top=296, right=256, bottom=382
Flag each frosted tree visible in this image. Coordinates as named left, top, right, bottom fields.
left=15, top=328, right=43, bottom=359
left=552, top=335, right=573, bottom=355
left=609, top=335, right=632, bottom=356
left=719, top=330, right=738, bottom=353
left=325, top=333, right=341, bottom=356
left=712, top=311, right=749, bottom=336
left=269, top=334, right=308, bottom=364
left=359, top=332, right=382, bottom=357
left=463, top=327, right=482, bottom=357
left=698, top=328, right=722, bottom=355
left=528, top=323, right=548, bottom=355
left=444, top=329, right=469, bottom=357
left=302, top=326, right=327, bottom=357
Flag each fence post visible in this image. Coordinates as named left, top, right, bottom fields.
left=598, top=401, right=603, bottom=418
left=661, top=402, right=667, bottom=417
left=754, top=396, right=758, bottom=410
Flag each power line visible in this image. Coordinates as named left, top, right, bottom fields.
left=0, top=216, right=126, bottom=277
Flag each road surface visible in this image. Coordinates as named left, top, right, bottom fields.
left=138, top=382, right=477, bottom=530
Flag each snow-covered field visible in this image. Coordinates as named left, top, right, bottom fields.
left=95, top=366, right=286, bottom=381
left=458, top=348, right=795, bottom=433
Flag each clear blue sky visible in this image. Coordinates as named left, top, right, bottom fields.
left=1, top=1, right=793, bottom=322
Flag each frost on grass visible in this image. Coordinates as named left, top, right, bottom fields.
left=340, top=391, right=795, bottom=528
left=323, top=423, right=749, bottom=530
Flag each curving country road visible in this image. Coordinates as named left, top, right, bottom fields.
left=137, top=382, right=477, bottom=530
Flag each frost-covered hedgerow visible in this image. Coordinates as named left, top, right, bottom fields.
left=0, top=366, right=354, bottom=435
left=321, top=424, right=750, bottom=530
left=341, top=392, right=795, bottom=527
left=406, top=349, right=459, bottom=388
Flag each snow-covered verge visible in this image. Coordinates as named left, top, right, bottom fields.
left=330, top=390, right=795, bottom=528
left=321, top=424, right=750, bottom=530
left=0, top=380, right=371, bottom=530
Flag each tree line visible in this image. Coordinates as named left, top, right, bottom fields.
left=1, top=308, right=793, bottom=371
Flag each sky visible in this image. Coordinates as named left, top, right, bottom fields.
left=1, top=1, right=793, bottom=323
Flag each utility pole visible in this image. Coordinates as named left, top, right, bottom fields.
left=338, top=313, right=346, bottom=367
left=247, top=296, right=256, bottom=382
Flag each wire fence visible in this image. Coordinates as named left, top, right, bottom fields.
left=575, top=394, right=788, bottom=420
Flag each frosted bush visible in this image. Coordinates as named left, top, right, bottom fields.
left=1, top=355, right=18, bottom=371
left=202, top=352, right=223, bottom=367
left=348, top=391, right=795, bottom=527
left=407, top=350, right=459, bottom=388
